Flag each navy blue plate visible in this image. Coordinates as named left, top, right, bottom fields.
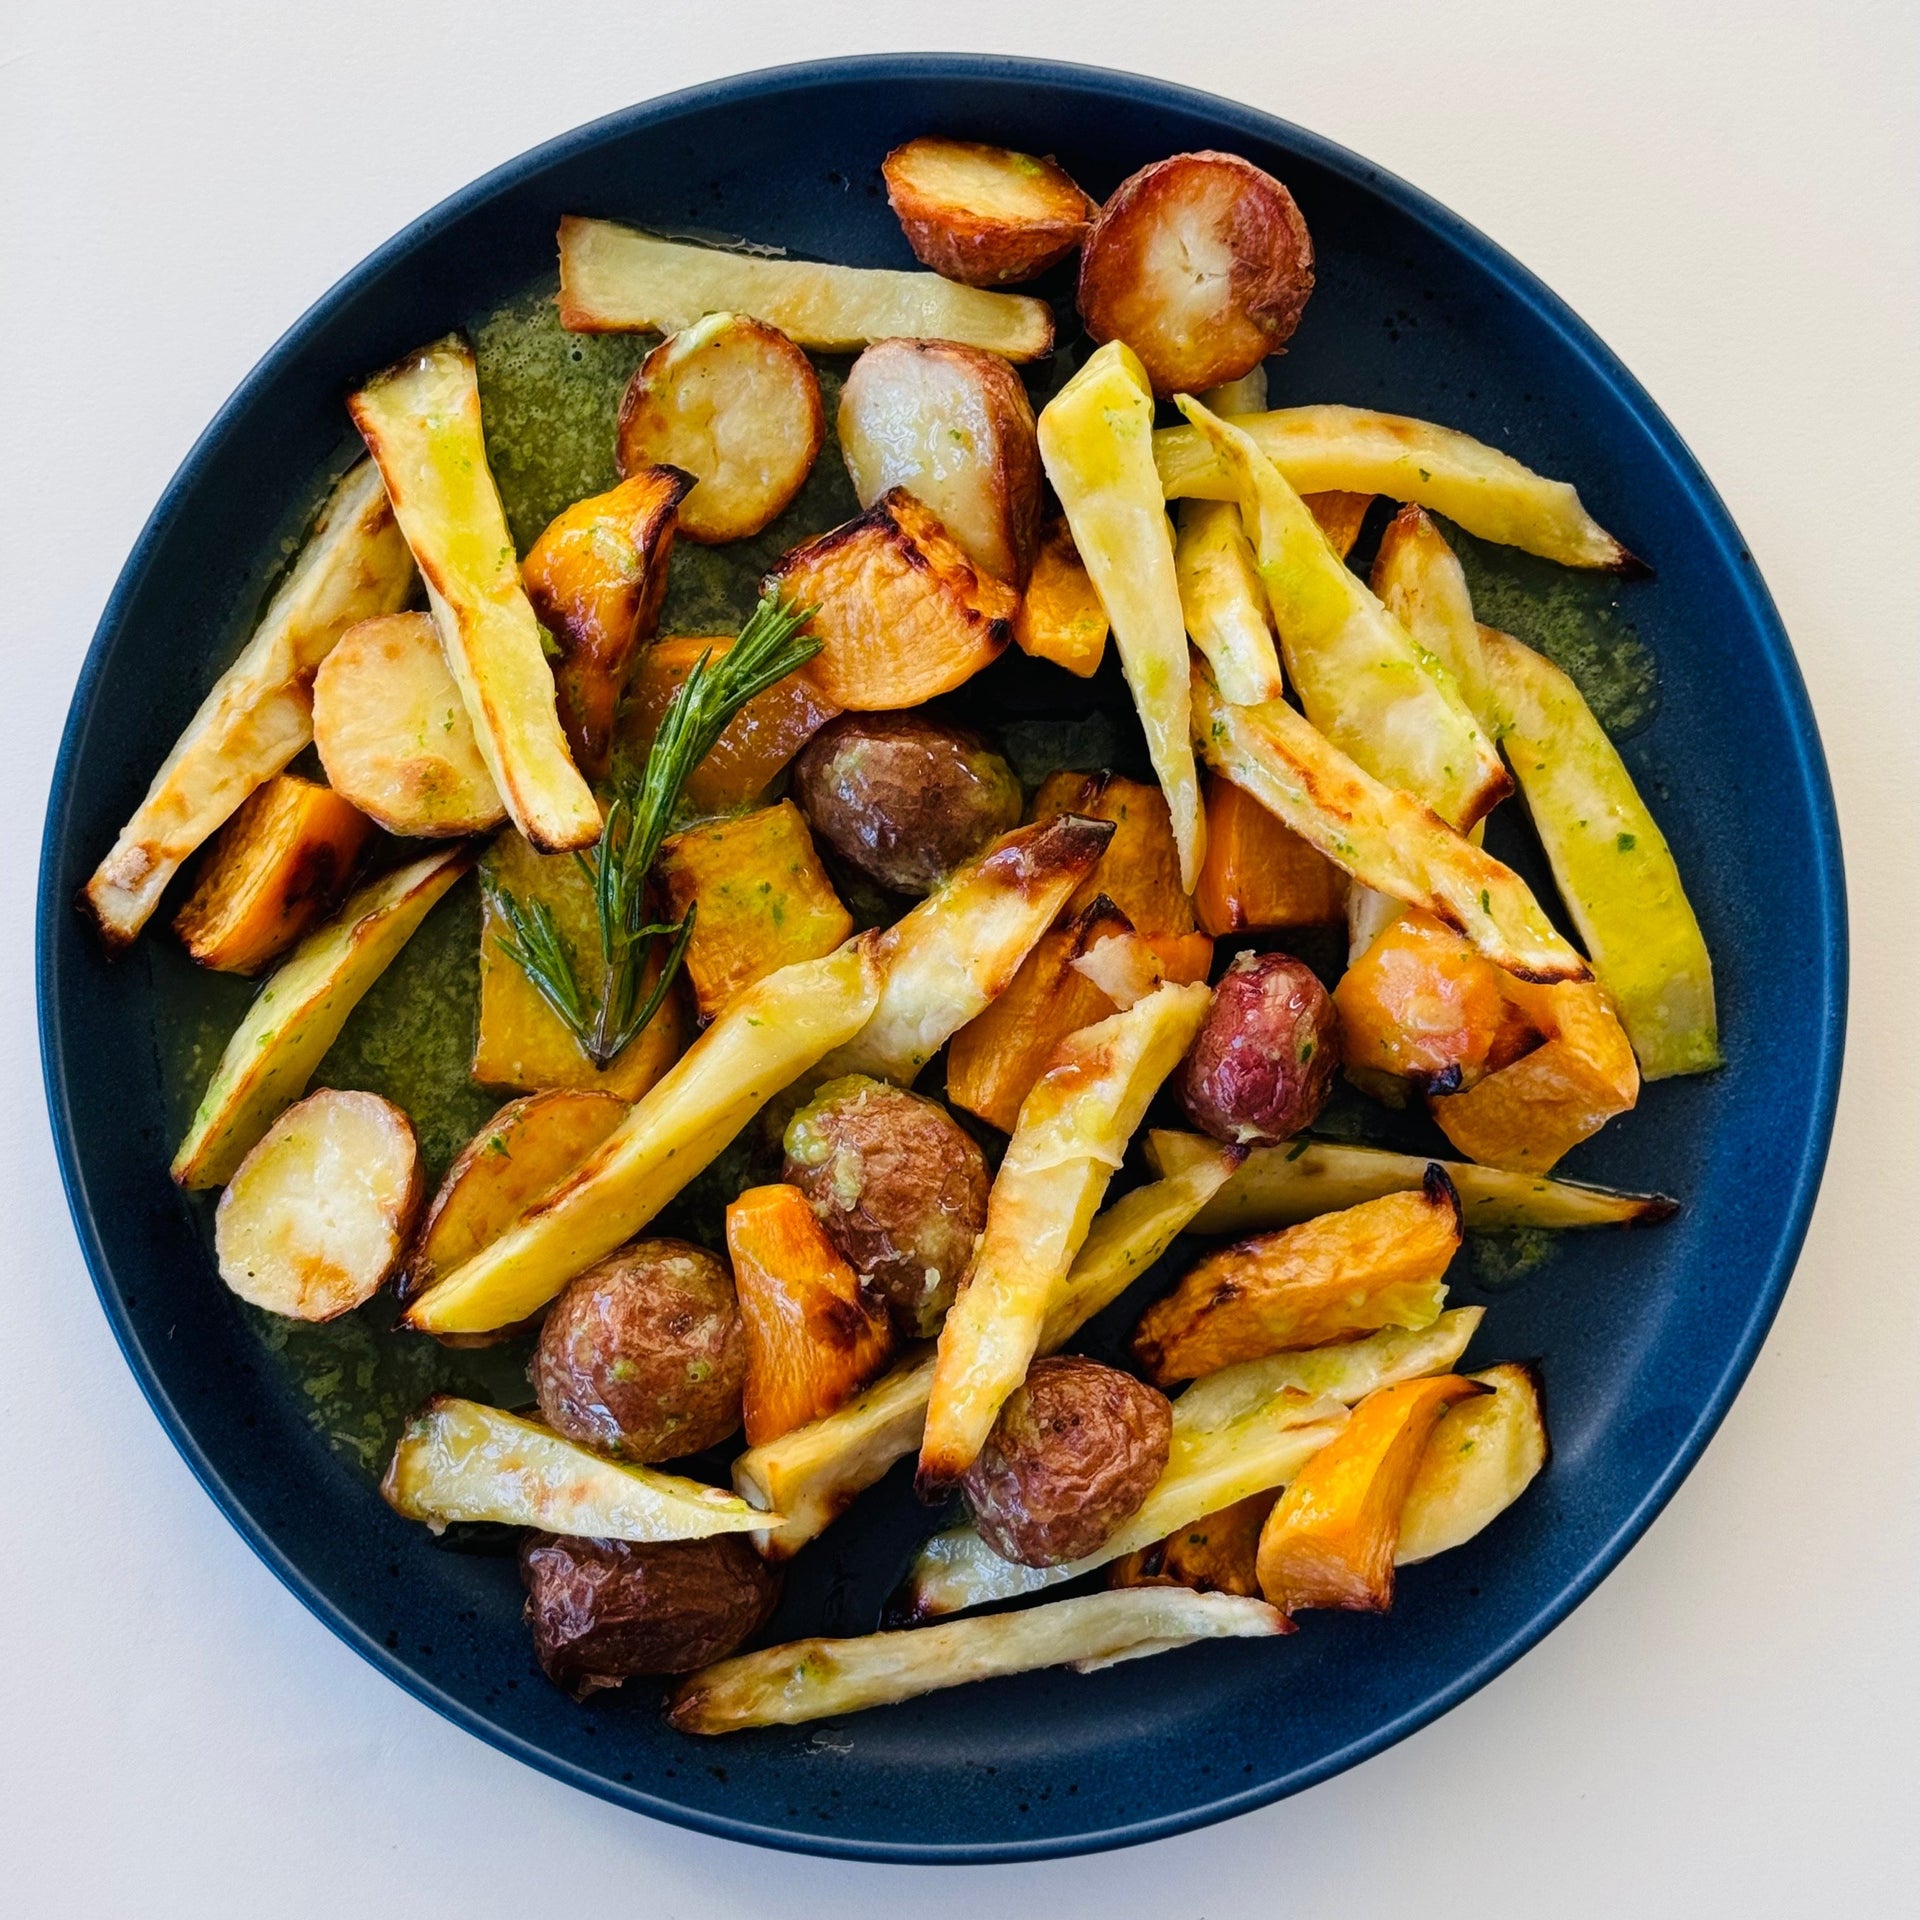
left=37, top=55, right=1844, bottom=1862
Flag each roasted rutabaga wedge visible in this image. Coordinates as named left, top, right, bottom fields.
left=382, top=1396, right=767, bottom=1541
left=917, top=979, right=1213, bottom=1492
left=1174, top=397, right=1507, bottom=831
left=1173, top=499, right=1285, bottom=706
left=82, top=459, right=415, bottom=947
left=902, top=1310, right=1483, bottom=1618
left=349, top=336, right=602, bottom=853
left=733, top=1141, right=1246, bottom=1557
left=1153, top=404, right=1637, bottom=571
left=171, top=846, right=470, bottom=1190
left=1038, top=341, right=1205, bottom=891
left=1193, top=670, right=1588, bottom=982
left=668, top=1587, right=1285, bottom=1734
left=1397, top=1362, right=1548, bottom=1563
left=403, top=937, right=885, bottom=1336
left=1371, top=503, right=1491, bottom=724
left=1479, top=627, right=1718, bottom=1077
left=1144, top=1129, right=1678, bottom=1235
left=556, top=217, right=1054, bottom=360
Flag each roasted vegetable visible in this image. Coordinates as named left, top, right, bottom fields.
left=1108, top=1490, right=1274, bottom=1597
left=521, top=467, right=689, bottom=777
left=532, top=1239, right=746, bottom=1460
left=768, top=488, right=1016, bottom=710
left=726, top=1183, right=895, bottom=1446
left=1371, top=503, right=1491, bottom=721
left=311, top=612, right=507, bottom=834
left=404, top=935, right=885, bottom=1335
left=1178, top=950, right=1340, bottom=1145
left=521, top=1532, right=780, bottom=1697
left=613, top=315, right=820, bottom=545
left=1077, top=151, right=1314, bottom=396
left=1012, top=517, right=1108, bottom=677
left=1030, top=769, right=1201, bottom=938
left=668, top=1587, right=1285, bottom=1734
left=918, top=978, right=1213, bottom=1491
left=1254, top=1374, right=1484, bottom=1612
left=557, top=216, right=1054, bottom=359
left=1174, top=499, right=1284, bottom=705
left=838, top=338, right=1042, bottom=584
left=782, top=1076, right=990, bottom=1338
left=1304, top=490, right=1374, bottom=562
left=792, top=713, right=1022, bottom=896
left=655, top=801, right=854, bottom=1021
left=214, top=1088, right=421, bottom=1320
left=349, top=336, right=601, bottom=852
left=881, top=138, right=1097, bottom=286
left=1037, top=342, right=1205, bottom=890
left=381, top=1396, right=767, bottom=1540
left=172, top=773, right=372, bottom=974
left=1397, top=1362, right=1548, bottom=1563
left=171, top=846, right=469, bottom=1189
left=1132, top=1171, right=1462, bottom=1385
left=83, top=458, right=414, bottom=946
left=1193, top=774, right=1345, bottom=935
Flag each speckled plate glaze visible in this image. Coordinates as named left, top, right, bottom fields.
left=37, top=55, right=1844, bottom=1863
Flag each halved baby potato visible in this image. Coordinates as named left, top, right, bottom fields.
left=313, top=613, right=506, bottom=836
left=881, top=137, right=1097, bottom=287
left=616, top=313, right=823, bottom=543
left=838, top=338, right=1042, bottom=585
left=215, top=1088, right=422, bottom=1321
left=1078, top=151, right=1315, bottom=396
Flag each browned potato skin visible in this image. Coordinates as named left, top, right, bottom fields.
left=1179, top=950, right=1340, bottom=1145
left=963, top=1356, right=1173, bottom=1566
left=520, top=1532, right=781, bottom=1698
left=882, top=138, right=1097, bottom=286
left=792, top=713, right=1022, bottom=896
left=1078, top=151, right=1314, bottom=396
left=782, top=1075, right=991, bottom=1338
left=531, top=1239, right=746, bottom=1462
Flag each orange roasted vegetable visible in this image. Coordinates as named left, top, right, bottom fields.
left=1302, top=490, right=1374, bottom=561
left=655, top=801, right=854, bottom=1022
left=768, top=488, right=1016, bottom=710
left=1193, top=774, right=1346, bottom=936
left=1108, top=1491, right=1276, bottom=1598
left=521, top=466, right=691, bottom=778
left=726, top=1183, right=895, bottom=1446
left=1254, top=1374, right=1485, bottom=1613
left=172, top=774, right=371, bottom=974
left=1030, top=770, right=1198, bottom=937
left=1013, top=517, right=1108, bottom=678
left=1131, top=1170, right=1462, bottom=1385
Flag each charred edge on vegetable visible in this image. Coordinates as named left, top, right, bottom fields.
left=1420, top=1162, right=1465, bottom=1238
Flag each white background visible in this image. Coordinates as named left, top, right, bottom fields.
left=3, top=3, right=1915, bottom=1914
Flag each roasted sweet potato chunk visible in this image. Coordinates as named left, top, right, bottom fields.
left=767, top=489, right=1015, bottom=709
left=173, top=773, right=372, bottom=974
left=1254, top=1373, right=1485, bottom=1613
left=1304, top=490, right=1374, bottom=562
left=1193, top=775, right=1345, bottom=936
left=1013, top=517, right=1108, bottom=677
left=521, top=466, right=690, bottom=778
left=1132, top=1171, right=1463, bottom=1385
left=1030, top=770, right=1198, bottom=937
left=726, top=1183, right=895, bottom=1446
left=1108, top=1491, right=1276, bottom=1598
left=655, top=801, right=854, bottom=1022
left=882, top=137, right=1097, bottom=286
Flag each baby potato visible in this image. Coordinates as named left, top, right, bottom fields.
left=963, top=1356, right=1173, bottom=1567
left=881, top=137, right=1097, bottom=287
left=214, top=1088, right=423, bottom=1321
left=616, top=312, right=824, bottom=543
left=520, top=1532, right=781, bottom=1698
left=782, top=1074, right=991, bottom=1338
left=312, top=613, right=506, bottom=836
left=1077, top=151, right=1315, bottom=397
left=1179, top=949, right=1340, bottom=1145
left=837, top=338, right=1042, bottom=586
left=791, top=712, right=1022, bottom=896
left=532, top=1239, right=747, bottom=1462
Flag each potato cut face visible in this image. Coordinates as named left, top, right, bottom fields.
left=768, top=488, right=1016, bottom=710
left=656, top=801, right=854, bottom=1021
left=313, top=612, right=506, bottom=835
left=837, top=337, right=1042, bottom=585
left=1077, top=151, right=1314, bottom=396
left=1013, top=517, right=1108, bottom=677
left=616, top=315, right=822, bottom=544
left=215, top=1089, right=422, bottom=1321
left=881, top=137, right=1096, bottom=286
left=1194, top=774, right=1345, bottom=936
left=173, top=773, right=372, bottom=974
left=1031, top=770, right=1200, bottom=937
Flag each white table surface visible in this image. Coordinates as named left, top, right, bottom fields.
left=4, top=3, right=1915, bottom=1912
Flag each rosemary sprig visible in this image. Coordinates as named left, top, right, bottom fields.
left=490, top=588, right=820, bottom=1068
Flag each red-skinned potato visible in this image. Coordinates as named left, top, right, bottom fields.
left=1179, top=949, right=1340, bottom=1145
left=1077, top=151, right=1314, bottom=397
left=882, top=138, right=1097, bottom=286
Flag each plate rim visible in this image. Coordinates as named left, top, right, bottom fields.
left=35, top=50, right=1848, bottom=1864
